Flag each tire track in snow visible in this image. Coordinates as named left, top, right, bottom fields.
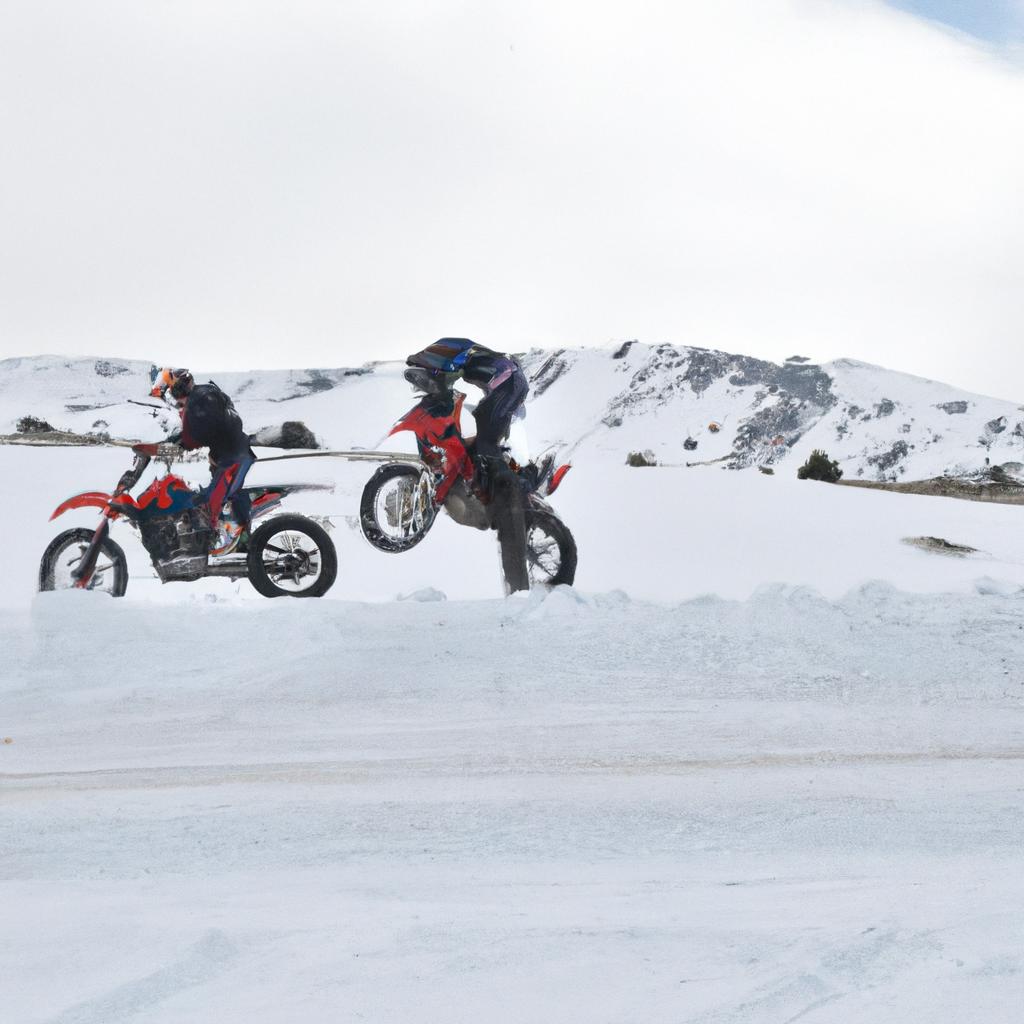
left=4, top=746, right=1024, bottom=793
left=40, top=930, right=237, bottom=1024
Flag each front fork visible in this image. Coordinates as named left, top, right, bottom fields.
left=71, top=513, right=113, bottom=589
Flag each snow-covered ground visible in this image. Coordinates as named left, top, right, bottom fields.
left=5, top=444, right=1024, bottom=609
left=3, top=443, right=1024, bottom=1021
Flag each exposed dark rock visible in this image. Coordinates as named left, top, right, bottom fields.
left=867, top=440, right=910, bottom=475
left=985, top=416, right=1007, bottom=435
left=902, top=536, right=978, bottom=557
left=732, top=397, right=820, bottom=467
left=530, top=350, right=571, bottom=397
left=611, top=340, right=636, bottom=359
left=936, top=401, right=968, bottom=415
left=873, top=398, right=896, bottom=418
left=786, top=355, right=810, bottom=363
left=295, top=370, right=336, bottom=394
left=266, top=366, right=373, bottom=402
left=626, top=450, right=657, bottom=467
left=94, top=360, right=130, bottom=377
left=250, top=421, right=320, bottom=449
left=686, top=348, right=735, bottom=394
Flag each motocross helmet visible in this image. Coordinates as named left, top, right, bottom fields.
left=150, top=367, right=194, bottom=401
left=403, top=366, right=458, bottom=395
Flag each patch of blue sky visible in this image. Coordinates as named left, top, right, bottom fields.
left=884, top=0, right=1024, bottom=43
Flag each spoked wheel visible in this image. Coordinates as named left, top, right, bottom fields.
left=524, top=510, right=577, bottom=588
left=38, top=528, right=129, bottom=597
left=360, top=464, right=437, bottom=552
left=246, top=514, right=337, bottom=598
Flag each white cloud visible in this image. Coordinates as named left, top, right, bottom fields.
left=0, top=0, right=1022, bottom=398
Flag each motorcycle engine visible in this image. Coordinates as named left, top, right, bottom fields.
left=442, top=478, right=491, bottom=531
left=139, top=509, right=214, bottom=581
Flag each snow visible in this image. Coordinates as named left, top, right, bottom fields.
left=4, top=585, right=1024, bottom=1021
left=4, top=391, right=1024, bottom=1020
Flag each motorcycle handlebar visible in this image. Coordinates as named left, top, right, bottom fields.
left=114, top=450, right=153, bottom=495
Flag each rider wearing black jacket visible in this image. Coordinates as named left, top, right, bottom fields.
left=150, top=368, right=256, bottom=531
left=406, top=338, right=530, bottom=462
left=406, top=338, right=531, bottom=590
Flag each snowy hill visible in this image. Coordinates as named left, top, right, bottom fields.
left=2, top=345, right=1023, bottom=480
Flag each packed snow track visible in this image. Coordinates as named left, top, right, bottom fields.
left=3, top=586, right=1024, bottom=1023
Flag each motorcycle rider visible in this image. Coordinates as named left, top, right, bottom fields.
left=406, top=338, right=531, bottom=590
left=150, top=368, right=256, bottom=535
left=407, top=338, right=529, bottom=463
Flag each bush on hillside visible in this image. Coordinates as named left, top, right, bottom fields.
left=16, top=415, right=55, bottom=434
left=797, top=449, right=843, bottom=482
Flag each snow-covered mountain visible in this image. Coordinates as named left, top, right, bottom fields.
left=2, top=344, right=1022, bottom=480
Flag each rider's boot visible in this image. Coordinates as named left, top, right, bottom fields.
left=520, top=454, right=555, bottom=492
left=480, top=456, right=530, bottom=593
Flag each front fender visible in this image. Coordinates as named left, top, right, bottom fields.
left=50, top=491, right=112, bottom=521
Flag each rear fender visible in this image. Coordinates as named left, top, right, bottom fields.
left=50, top=492, right=112, bottom=521
left=250, top=490, right=284, bottom=520
left=547, top=464, right=571, bottom=496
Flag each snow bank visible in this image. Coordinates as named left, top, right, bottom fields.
left=3, top=584, right=1024, bottom=1021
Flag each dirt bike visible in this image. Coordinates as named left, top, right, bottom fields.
left=360, top=368, right=577, bottom=590
left=39, top=443, right=337, bottom=598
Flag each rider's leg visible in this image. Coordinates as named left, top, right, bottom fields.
left=225, top=454, right=255, bottom=532
left=204, top=454, right=255, bottom=530
left=472, top=369, right=529, bottom=462
left=472, top=371, right=530, bottom=591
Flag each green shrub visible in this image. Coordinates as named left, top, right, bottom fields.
left=797, top=449, right=843, bottom=482
left=16, top=415, right=55, bottom=434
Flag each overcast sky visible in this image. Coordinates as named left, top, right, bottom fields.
left=1, top=0, right=1022, bottom=399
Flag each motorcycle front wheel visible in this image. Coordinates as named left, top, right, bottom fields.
left=246, top=515, right=338, bottom=598
left=360, top=464, right=436, bottom=553
left=38, top=528, right=129, bottom=597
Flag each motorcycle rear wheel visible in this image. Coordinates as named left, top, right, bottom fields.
left=360, top=464, right=436, bottom=553
left=246, top=514, right=337, bottom=598
left=38, top=528, right=129, bottom=597
left=524, top=510, right=577, bottom=588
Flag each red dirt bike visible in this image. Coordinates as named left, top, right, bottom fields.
left=39, top=443, right=337, bottom=598
left=360, top=369, right=577, bottom=589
